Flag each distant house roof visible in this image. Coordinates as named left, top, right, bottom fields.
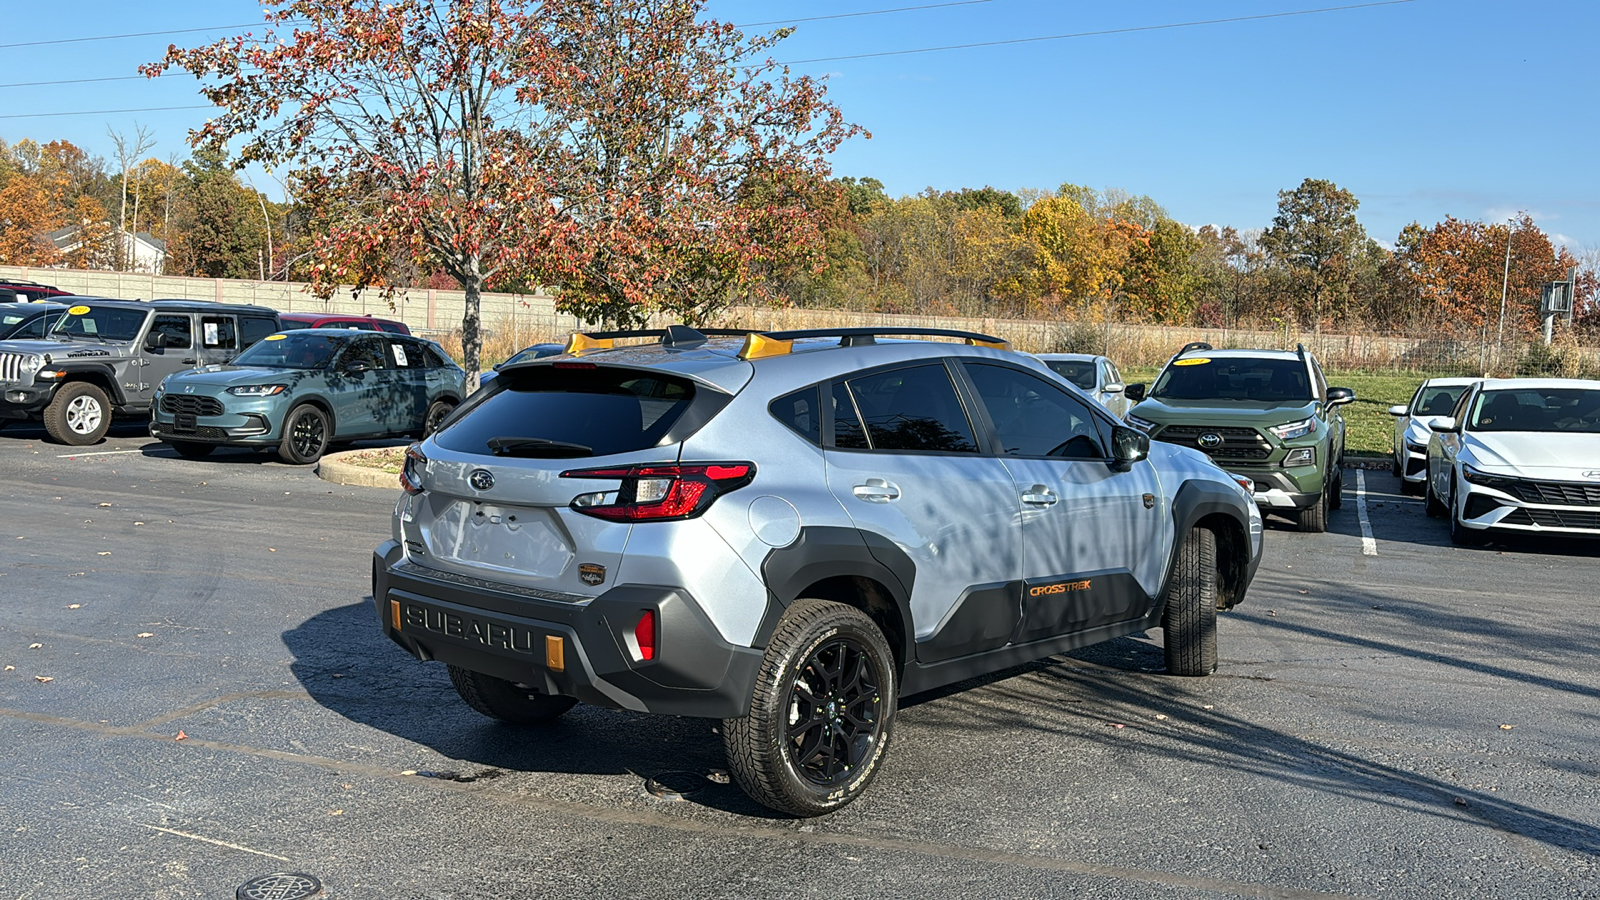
left=48, top=226, right=167, bottom=252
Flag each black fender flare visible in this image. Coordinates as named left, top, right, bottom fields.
left=51, top=363, right=128, bottom=407
left=758, top=526, right=916, bottom=666
left=1159, top=479, right=1258, bottom=612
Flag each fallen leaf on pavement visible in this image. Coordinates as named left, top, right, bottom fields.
left=136, top=633, right=153, bottom=639
left=175, top=731, right=187, bottom=741
left=98, top=503, right=112, bottom=508
left=28, top=643, right=42, bottom=649
left=1499, top=724, right=1514, bottom=730
left=97, top=552, right=111, bottom=556
left=66, top=604, right=81, bottom=609
left=35, top=676, right=53, bottom=683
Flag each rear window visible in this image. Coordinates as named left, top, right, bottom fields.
left=1044, top=360, right=1097, bottom=391
left=436, top=366, right=707, bottom=458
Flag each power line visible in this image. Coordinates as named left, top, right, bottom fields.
left=0, top=74, right=149, bottom=90
left=0, top=105, right=213, bottom=120
left=779, top=0, right=1416, bottom=64
left=736, top=1, right=993, bottom=29
left=0, top=21, right=281, bottom=51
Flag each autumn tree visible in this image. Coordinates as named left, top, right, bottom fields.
left=0, top=175, right=64, bottom=266
left=149, top=0, right=858, bottom=386
left=166, top=150, right=267, bottom=279
left=1259, top=178, right=1369, bottom=329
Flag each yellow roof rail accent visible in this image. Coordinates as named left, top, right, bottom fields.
left=964, top=336, right=1011, bottom=350
left=564, top=332, right=615, bottom=355
left=738, top=333, right=794, bottom=360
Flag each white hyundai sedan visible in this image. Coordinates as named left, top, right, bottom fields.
left=1425, top=378, right=1600, bottom=544
left=1388, top=377, right=1477, bottom=493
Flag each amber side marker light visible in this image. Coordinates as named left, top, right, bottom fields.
left=390, top=599, right=401, bottom=631
left=546, top=635, right=566, bottom=672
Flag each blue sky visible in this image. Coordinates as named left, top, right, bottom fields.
left=3, top=0, right=1596, bottom=250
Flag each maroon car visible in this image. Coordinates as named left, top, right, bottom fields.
left=0, top=279, right=72, bottom=303
left=278, top=312, right=411, bottom=335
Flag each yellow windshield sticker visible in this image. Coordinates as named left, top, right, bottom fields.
left=265, top=333, right=288, bottom=341
left=1173, top=358, right=1210, bottom=366
left=67, top=305, right=91, bottom=315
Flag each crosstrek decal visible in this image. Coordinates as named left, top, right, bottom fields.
left=1028, top=579, right=1091, bottom=597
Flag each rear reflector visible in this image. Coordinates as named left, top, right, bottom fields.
left=634, top=610, right=656, bottom=661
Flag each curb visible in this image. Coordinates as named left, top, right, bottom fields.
left=315, top=449, right=402, bottom=490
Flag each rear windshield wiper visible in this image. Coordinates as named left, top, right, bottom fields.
left=486, top=436, right=593, bottom=457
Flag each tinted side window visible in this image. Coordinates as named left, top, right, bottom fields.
left=771, top=386, right=821, bottom=446
left=388, top=339, right=418, bottom=368
left=967, top=363, right=1106, bottom=459
left=150, top=314, right=192, bottom=349
left=835, top=364, right=977, bottom=453
left=421, top=343, right=453, bottom=369
left=830, top=381, right=868, bottom=449
left=240, top=316, right=279, bottom=346
left=341, top=337, right=389, bottom=370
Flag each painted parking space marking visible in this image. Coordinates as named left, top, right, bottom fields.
left=56, top=449, right=146, bottom=458
left=1356, top=468, right=1377, bottom=556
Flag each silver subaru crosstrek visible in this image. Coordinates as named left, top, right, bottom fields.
left=372, top=326, right=1264, bottom=816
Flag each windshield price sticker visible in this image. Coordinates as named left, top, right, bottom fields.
left=265, top=334, right=288, bottom=341
left=1173, top=358, right=1211, bottom=366
left=67, top=305, right=91, bottom=315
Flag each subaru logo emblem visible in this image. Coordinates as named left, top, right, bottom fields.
left=1197, top=432, right=1223, bottom=449
left=468, top=469, right=495, bottom=491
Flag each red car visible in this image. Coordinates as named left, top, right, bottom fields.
left=0, top=279, right=72, bottom=303
left=278, top=312, right=411, bottom=335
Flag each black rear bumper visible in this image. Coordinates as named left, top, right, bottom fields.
left=371, top=540, right=762, bottom=718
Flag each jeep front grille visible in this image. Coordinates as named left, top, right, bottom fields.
left=1154, top=425, right=1273, bottom=461
left=0, top=352, right=25, bottom=384
left=1499, top=478, right=1600, bottom=507
left=161, top=395, right=225, bottom=417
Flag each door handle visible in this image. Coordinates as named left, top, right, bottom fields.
left=1021, top=484, right=1058, bottom=507
left=852, top=478, right=901, bottom=503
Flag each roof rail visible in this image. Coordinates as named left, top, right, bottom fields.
left=562, top=326, right=757, bottom=355
left=1295, top=342, right=1306, bottom=359
left=1177, top=341, right=1213, bottom=356
left=760, top=326, right=1008, bottom=347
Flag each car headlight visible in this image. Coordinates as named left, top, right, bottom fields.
left=1282, top=447, right=1316, bottom=467
left=226, top=384, right=289, bottom=396
left=1405, top=440, right=1427, bottom=454
left=19, top=354, right=44, bottom=375
left=1125, top=413, right=1157, bottom=433
left=1462, top=464, right=1515, bottom=490
left=1226, top=472, right=1256, bottom=493
left=1269, top=417, right=1315, bottom=441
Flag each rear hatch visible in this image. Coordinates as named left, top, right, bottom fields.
left=398, top=362, right=735, bottom=596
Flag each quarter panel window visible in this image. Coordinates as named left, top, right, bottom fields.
left=771, top=386, right=822, bottom=446
left=240, top=316, right=279, bottom=346
left=966, top=363, right=1106, bottom=459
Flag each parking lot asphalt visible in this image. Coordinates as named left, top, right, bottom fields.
left=2, top=423, right=1598, bottom=900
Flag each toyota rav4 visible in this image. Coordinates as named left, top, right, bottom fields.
left=372, top=326, right=1264, bottom=816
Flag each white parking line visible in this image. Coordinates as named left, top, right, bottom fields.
left=1356, top=469, right=1377, bottom=556
left=56, top=449, right=145, bottom=458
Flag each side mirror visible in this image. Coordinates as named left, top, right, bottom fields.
left=144, top=332, right=167, bottom=351
left=1326, top=387, right=1355, bottom=407
left=1111, top=425, right=1150, bottom=468
left=1387, top=404, right=1409, bottom=417
left=1103, top=382, right=1125, bottom=394
left=1433, top=417, right=1460, bottom=434
left=1125, top=383, right=1147, bottom=402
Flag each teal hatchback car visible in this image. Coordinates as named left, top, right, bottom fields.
left=150, top=329, right=466, bottom=464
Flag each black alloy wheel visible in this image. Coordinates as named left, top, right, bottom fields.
left=785, top=637, right=885, bottom=788
left=278, top=404, right=331, bottom=464
left=423, top=399, right=455, bottom=437
left=724, top=599, right=897, bottom=817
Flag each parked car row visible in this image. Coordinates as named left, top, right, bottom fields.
left=0, top=295, right=461, bottom=461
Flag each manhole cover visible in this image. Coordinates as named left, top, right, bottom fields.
left=237, top=872, right=323, bottom=900
left=644, top=771, right=710, bottom=800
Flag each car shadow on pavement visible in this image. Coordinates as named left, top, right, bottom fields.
left=282, top=600, right=782, bottom=818
left=905, top=634, right=1600, bottom=858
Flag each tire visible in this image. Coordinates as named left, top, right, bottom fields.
left=43, top=381, right=112, bottom=446
left=448, top=665, right=577, bottom=724
left=1328, top=467, right=1344, bottom=511
left=1295, top=490, right=1328, bottom=533
left=1449, top=480, right=1484, bottom=547
left=1424, top=465, right=1448, bottom=518
left=168, top=440, right=216, bottom=459
left=1391, top=453, right=1402, bottom=477
left=422, top=399, right=456, bottom=437
left=723, top=598, right=897, bottom=817
left=1162, top=527, right=1219, bottom=677
left=277, top=404, right=331, bottom=464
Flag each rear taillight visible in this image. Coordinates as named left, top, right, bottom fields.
left=633, top=610, right=657, bottom=661
left=560, top=462, right=755, bottom=521
left=399, top=444, right=427, bottom=494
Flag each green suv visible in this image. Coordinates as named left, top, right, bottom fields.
left=1123, top=342, right=1354, bottom=532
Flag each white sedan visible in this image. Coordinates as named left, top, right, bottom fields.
left=1425, top=378, right=1600, bottom=544
left=1388, top=377, right=1477, bottom=493
left=1036, top=353, right=1131, bottom=418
